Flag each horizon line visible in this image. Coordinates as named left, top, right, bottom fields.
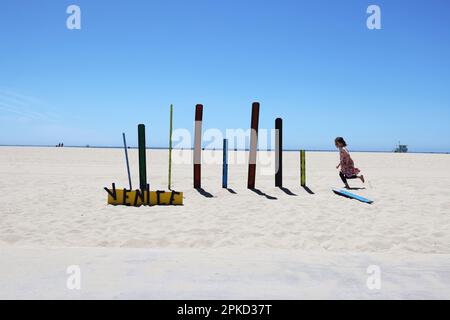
left=0, top=144, right=449, bottom=155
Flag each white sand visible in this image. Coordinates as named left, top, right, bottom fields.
left=0, top=147, right=449, bottom=299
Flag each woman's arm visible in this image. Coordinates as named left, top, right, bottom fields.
left=337, top=148, right=344, bottom=169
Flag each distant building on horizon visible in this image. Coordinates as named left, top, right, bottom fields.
left=394, top=142, right=408, bottom=153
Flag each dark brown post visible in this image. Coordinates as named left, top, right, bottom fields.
left=275, top=118, right=283, bottom=187
left=194, top=104, right=203, bottom=188
left=138, top=124, right=148, bottom=191
left=247, top=102, right=260, bottom=189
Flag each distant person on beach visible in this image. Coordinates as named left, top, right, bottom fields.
left=335, top=137, right=365, bottom=189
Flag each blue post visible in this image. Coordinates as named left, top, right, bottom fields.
left=222, top=139, right=228, bottom=188
left=122, top=133, right=132, bottom=190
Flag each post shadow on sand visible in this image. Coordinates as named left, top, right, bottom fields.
left=302, top=186, right=315, bottom=195
left=195, top=188, right=214, bottom=198
left=225, top=188, right=237, bottom=194
left=278, top=187, right=297, bottom=196
left=250, top=188, right=278, bottom=200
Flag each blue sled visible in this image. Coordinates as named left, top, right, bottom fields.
left=332, top=189, right=373, bottom=204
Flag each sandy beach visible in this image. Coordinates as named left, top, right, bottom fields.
left=2, top=0, right=450, bottom=304
left=0, top=147, right=449, bottom=299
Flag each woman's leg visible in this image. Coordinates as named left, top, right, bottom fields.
left=339, top=172, right=350, bottom=188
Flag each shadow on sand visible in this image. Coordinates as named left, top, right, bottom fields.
left=250, top=188, right=278, bottom=200
left=302, top=186, right=315, bottom=195
left=195, top=188, right=214, bottom=198
left=278, top=187, right=297, bottom=196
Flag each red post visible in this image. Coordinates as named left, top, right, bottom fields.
left=194, top=104, right=203, bottom=188
left=247, top=102, right=260, bottom=189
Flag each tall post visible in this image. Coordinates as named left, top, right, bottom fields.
left=222, top=139, right=228, bottom=189
left=275, top=118, right=283, bottom=187
left=168, top=104, right=173, bottom=190
left=194, top=104, right=203, bottom=189
left=122, top=133, right=132, bottom=190
left=138, top=124, right=148, bottom=191
left=247, top=102, right=260, bottom=189
left=300, top=150, right=306, bottom=187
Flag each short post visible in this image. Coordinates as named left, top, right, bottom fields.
left=122, top=133, right=132, bottom=190
left=247, top=102, right=260, bottom=189
left=275, top=118, right=283, bottom=187
left=222, top=139, right=228, bottom=188
left=194, top=104, right=203, bottom=189
left=300, top=150, right=306, bottom=187
left=168, top=104, right=173, bottom=190
left=138, top=124, right=148, bottom=191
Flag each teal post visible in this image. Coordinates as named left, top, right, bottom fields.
left=222, top=139, right=228, bottom=188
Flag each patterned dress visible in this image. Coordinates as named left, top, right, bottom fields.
left=340, top=148, right=360, bottom=178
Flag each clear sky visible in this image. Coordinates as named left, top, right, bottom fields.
left=1, top=0, right=449, bottom=152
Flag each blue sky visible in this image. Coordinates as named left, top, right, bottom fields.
left=1, top=0, right=449, bottom=152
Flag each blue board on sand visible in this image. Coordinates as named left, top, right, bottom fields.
left=332, top=189, right=374, bottom=204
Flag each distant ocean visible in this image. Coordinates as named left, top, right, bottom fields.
left=0, top=144, right=449, bottom=155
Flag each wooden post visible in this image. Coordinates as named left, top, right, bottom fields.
left=222, top=139, right=228, bottom=188
left=138, top=124, right=148, bottom=191
left=122, top=133, right=132, bottom=190
left=300, top=150, right=306, bottom=187
left=275, top=118, right=283, bottom=187
left=168, top=104, right=173, bottom=190
left=194, top=104, right=203, bottom=189
left=247, top=102, right=260, bottom=189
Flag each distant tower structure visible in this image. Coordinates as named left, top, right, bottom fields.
left=394, top=141, right=408, bottom=153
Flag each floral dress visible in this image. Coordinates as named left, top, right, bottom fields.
left=340, top=148, right=360, bottom=178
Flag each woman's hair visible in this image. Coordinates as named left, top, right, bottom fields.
left=335, top=137, right=347, bottom=147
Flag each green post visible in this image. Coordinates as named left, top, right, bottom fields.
left=168, top=104, right=173, bottom=190
left=138, top=124, right=148, bottom=191
left=300, top=150, right=306, bottom=187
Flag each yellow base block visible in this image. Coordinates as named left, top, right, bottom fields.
left=105, top=187, right=183, bottom=206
